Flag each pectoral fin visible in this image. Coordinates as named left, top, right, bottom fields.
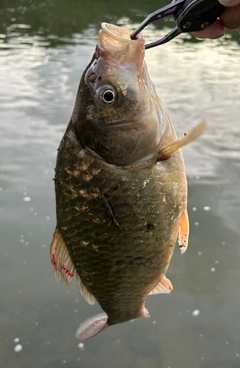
left=178, top=208, right=189, bottom=254
left=76, top=313, right=108, bottom=340
left=149, top=275, right=173, bottom=295
left=50, top=228, right=95, bottom=305
left=158, top=121, right=206, bottom=160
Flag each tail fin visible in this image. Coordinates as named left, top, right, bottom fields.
left=76, top=313, right=108, bottom=340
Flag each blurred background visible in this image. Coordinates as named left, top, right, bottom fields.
left=0, top=1, right=240, bottom=367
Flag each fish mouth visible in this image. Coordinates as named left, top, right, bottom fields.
left=100, top=22, right=144, bottom=43
left=97, top=23, right=145, bottom=65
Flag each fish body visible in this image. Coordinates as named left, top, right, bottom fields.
left=50, top=23, right=205, bottom=340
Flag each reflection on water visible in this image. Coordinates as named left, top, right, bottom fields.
left=0, top=1, right=240, bottom=367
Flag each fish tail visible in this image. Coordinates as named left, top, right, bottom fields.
left=76, top=313, right=108, bottom=340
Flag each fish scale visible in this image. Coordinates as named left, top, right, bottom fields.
left=50, top=22, right=205, bottom=340
left=55, top=123, right=185, bottom=311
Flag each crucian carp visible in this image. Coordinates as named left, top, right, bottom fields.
left=50, top=23, right=205, bottom=340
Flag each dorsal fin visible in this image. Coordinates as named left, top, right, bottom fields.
left=50, top=228, right=76, bottom=287
left=50, top=228, right=95, bottom=305
left=76, top=274, right=95, bottom=305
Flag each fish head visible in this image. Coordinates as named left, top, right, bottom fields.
left=85, top=23, right=145, bottom=125
left=73, top=23, right=167, bottom=166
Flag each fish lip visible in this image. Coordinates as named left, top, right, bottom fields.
left=101, top=22, right=144, bottom=43
left=97, top=23, right=145, bottom=66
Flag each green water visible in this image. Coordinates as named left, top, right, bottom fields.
left=1, top=1, right=240, bottom=367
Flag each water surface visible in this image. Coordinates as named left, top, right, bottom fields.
left=1, top=1, right=240, bottom=367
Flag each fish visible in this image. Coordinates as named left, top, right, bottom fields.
left=50, top=22, right=206, bottom=341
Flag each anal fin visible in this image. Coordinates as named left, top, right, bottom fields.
left=178, top=208, right=189, bottom=254
left=149, top=275, right=173, bottom=295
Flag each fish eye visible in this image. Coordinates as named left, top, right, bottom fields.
left=95, top=85, right=117, bottom=107
left=102, top=90, right=115, bottom=103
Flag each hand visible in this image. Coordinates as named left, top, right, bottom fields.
left=193, top=0, right=240, bottom=39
